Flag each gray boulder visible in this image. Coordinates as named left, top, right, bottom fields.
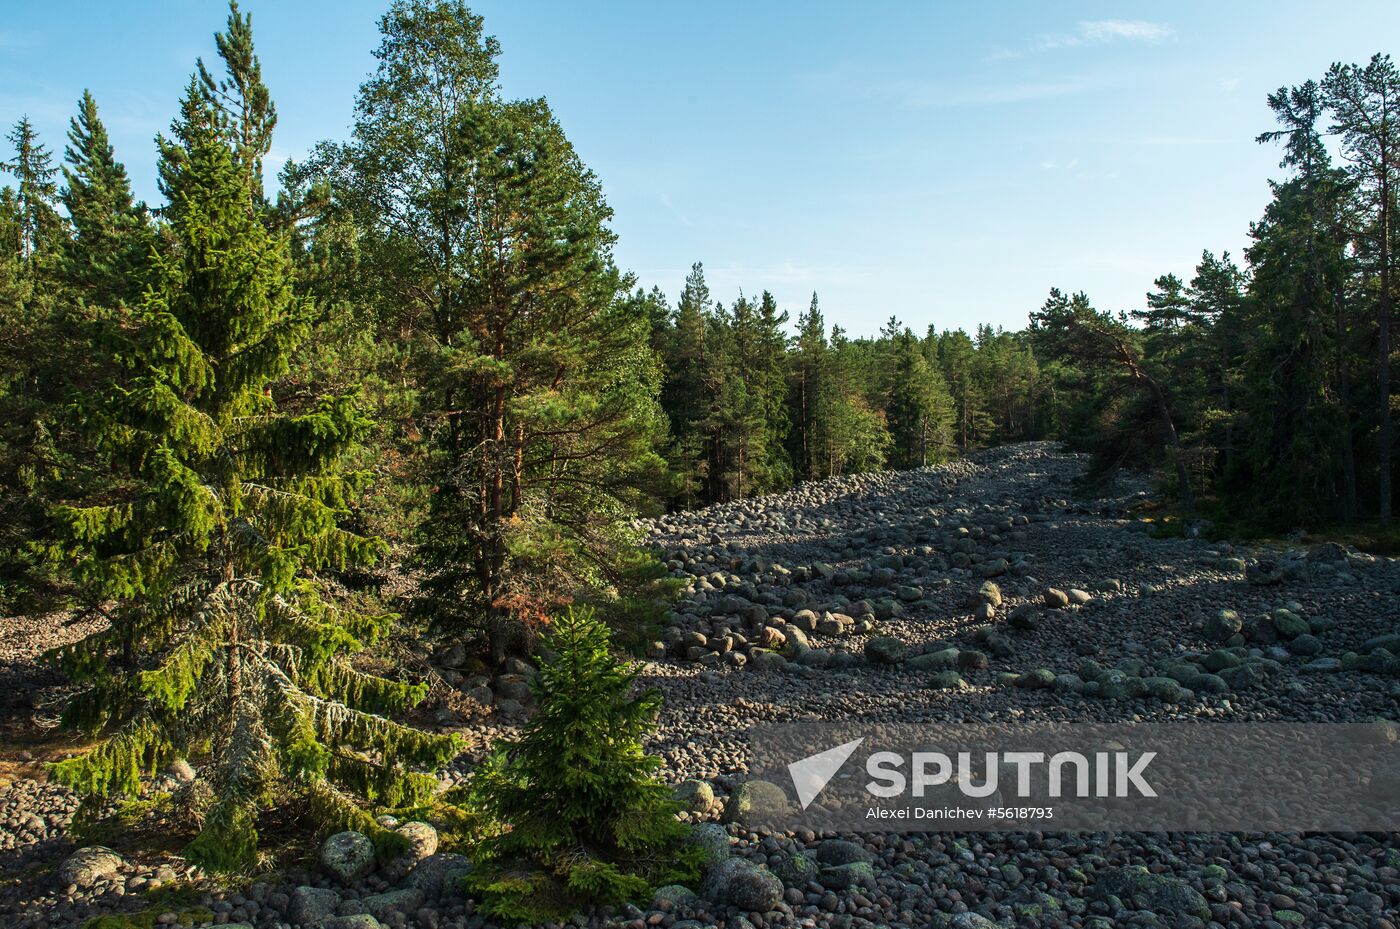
left=688, top=822, right=731, bottom=867
left=815, top=839, right=873, bottom=865
left=58, top=847, right=123, bottom=888
left=864, top=636, right=908, bottom=664
left=673, top=778, right=716, bottom=813
left=701, top=858, right=783, bottom=912
left=1203, top=609, right=1242, bottom=643
left=721, top=779, right=789, bottom=826
left=382, top=821, right=438, bottom=880
left=907, top=648, right=960, bottom=671
left=652, top=884, right=700, bottom=908
left=1093, top=866, right=1211, bottom=919
left=361, top=888, right=424, bottom=921
left=404, top=852, right=472, bottom=899
left=290, top=885, right=342, bottom=925
left=321, top=830, right=377, bottom=884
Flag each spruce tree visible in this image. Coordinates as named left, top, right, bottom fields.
left=2, top=117, right=63, bottom=263
left=463, top=606, right=700, bottom=922
left=198, top=0, right=277, bottom=205
left=61, top=91, right=151, bottom=308
left=662, top=263, right=715, bottom=505
left=47, top=66, right=454, bottom=872
left=789, top=293, right=830, bottom=479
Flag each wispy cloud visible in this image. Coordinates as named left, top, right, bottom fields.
left=1221, top=77, right=1240, bottom=92
left=1038, top=20, right=1174, bottom=50
left=1040, top=158, right=1081, bottom=171
left=659, top=192, right=692, bottom=227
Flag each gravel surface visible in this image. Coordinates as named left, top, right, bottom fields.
left=2, top=442, right=1398, bottom=929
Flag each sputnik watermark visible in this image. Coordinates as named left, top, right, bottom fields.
left=786, top=739, right=1156, bottom=809
left=864, top=749, right=1156, bottom=799
left=751, top=720, right=1400, bottom=832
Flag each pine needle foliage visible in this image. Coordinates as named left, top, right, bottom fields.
left=462, top=606, right=700, bottom=922
left=45, top=19, right=456, bottom=873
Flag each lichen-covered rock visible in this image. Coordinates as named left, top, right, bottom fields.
left=652, top=884, right=700, bottom=908
left=815, top=839, right=873, bottom=866
left=673, top=778, right=716, bottom=812
left=687, top=822, right=732, bottom=867
left=58, top=846, right=123, bottom=888
left=1093, top=865, right=1211, bottom=919
left=930, top=670, right=969, bottom=691
left=819, top=860, right=876, bottom=890
left=1271, top=608, right=1309, bottom=640
left=404, top=853, right=472, bottom=899
left=361, top=888, right=424, bottom=921
left=382, top=821, right=438, bottom=880
left=290, top=885, right=342, bottom=925
left=321, top=830, right=376, bottom=883
left=771, top=850, right=819, bottom=886
left=701, top=858, right=783, bottom=911
left=721, top=779, right=789, bottom=826
left=1204, top=609, right=1242, bottom=642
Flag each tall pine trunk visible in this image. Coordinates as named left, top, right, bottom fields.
left=1380, top=167, right=1393, bottom=522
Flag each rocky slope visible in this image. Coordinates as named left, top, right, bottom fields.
left=2, top=442, right=1399, bottom=929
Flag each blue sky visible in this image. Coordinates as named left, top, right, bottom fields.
left=3, top=1, right=1398, bottom=335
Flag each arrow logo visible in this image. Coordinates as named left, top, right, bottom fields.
left=787, top=737, right=865, bottom=809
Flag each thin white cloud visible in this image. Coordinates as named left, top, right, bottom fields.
left=659, top=192, right=693, bottom=227
left=1221, top=78, right=1241, bottom=92
left=1037, top=20, right=1173, bottom=50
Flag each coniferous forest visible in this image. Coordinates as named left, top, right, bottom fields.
left=2, top=3, right=1400, bottom=929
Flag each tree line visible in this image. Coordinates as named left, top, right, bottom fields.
left=1028, top=56, right=1400, bottom=531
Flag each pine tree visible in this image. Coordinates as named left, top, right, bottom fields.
left=334, top=1, right=673, bottom=660
left=463, top=606, right=701, bottom=922
left=1323, top=54, right=1400, bottom=521
left=46, top=55, right=454, bottom=873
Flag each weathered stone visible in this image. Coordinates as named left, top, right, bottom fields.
left=403, top=853, right=472, bottom=899
left=290, top=885, right=342, bottom=925
left=1204, top=609, right=1242, bottom=642
left=701, top=858, right=783, bottom=912
left=382, top=821, right=438, bottom=881
left=59, top=847, right=123, bottom=888
left=321, top=830, right=376, bottom=884
left=864, top=635, right=908, bottom=664
left=722, top=779, right=789, bottom=826
left=673, top=778, right=716, bottom=812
